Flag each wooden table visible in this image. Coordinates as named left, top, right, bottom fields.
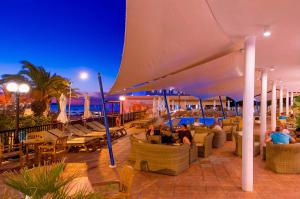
left=23, top=139, right=52, bottom=165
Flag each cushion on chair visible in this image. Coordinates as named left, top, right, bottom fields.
left=193, top=133, right=208, bottom=143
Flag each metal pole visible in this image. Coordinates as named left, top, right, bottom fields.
left=219, top=96, right=226, bottom=119
left=122, top=101, right=124, bottom=125
left=234, top=101, right=239, bottom=116
left=97, top=73, right=115, bottom=167
left=68, top=82, right=72, bottom=121
left=163, top=90, right=173, bottom=132
left=199, top=98, right=206, bottom=125
left=15, top=93, right=20, bottom=144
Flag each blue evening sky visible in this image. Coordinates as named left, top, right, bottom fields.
left=0, top=0, right=125, bottom=92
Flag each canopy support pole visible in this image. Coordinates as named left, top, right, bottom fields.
left=199, top=98, right=206, bottom=125
left=163, top=90, right=173, bottom=132
left=219, top=96, right=226, bottom=119
left=279, top=86, right=283, bottom=114
left=286, top=89, right=289, bottom=116
left=97, top=72, right=115, bottom=168
left=260, top=70, right=268, bottom=156
left=271, top=82, right=277, bottom=131
left=234, top=101, right=238, bottom=116
left=242, top=36, right=255, bottom=192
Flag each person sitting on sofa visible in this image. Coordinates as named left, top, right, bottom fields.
left=265, top=126, right=296, bottom=144
left=146, top=125, right=161, bottom=137
left=177, top=124, right=193, bottom=145
left=295, top=128, right=300, bottom=138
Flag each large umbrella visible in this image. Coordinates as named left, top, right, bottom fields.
left=57, top=93, right=68, bottom=124
left=83, top=94, right=92, bottom=119
left=152, top=97, right=157, bottom=117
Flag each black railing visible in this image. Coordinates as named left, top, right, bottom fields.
left=0, top=111, right=146, bottom=147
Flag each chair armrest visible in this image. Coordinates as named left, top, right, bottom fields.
left=91, top=180, right=120, bottom=188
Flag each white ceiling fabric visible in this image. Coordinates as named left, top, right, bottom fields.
left=109, top=0, right=300, bottom=100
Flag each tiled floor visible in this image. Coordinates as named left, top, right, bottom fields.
left=1, top=125, right=300, bottom=198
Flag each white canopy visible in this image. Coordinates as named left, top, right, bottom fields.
left=109, top=0, right=300, bottom=99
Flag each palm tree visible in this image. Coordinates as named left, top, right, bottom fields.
left=1, top=61, right=77, bottom=116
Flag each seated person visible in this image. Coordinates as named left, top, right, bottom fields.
left=278, top=113, right=287, bottom=120
left=146, top=125, right=161, bottom=137
left=211, top=124, right=222, bottom=131
left=115, top=115, right=121, bottom=127
left=281, top=124, right=290, bottom=134
left=177, top=124, right=193, bottom=145
left=295, top=128, right=300, bottom=139
left=193, top=118, right=201, bottom=127
left=265, top=126, right=296, bottom=144
left=161, top=131, right=174, bottom=144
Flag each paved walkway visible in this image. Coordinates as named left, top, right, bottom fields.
left=1, top=125, right=300, bottom=198
left=65, top=126, right=300, bottom=199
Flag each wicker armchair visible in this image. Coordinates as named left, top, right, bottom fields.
left=233, top=132, right=260, bottom=157
left=266, top=142, right=300, bottom=174
left=197, top=132, right=214, bottom=158
left=38, top=136, right=68, bottom=164
left=212, top=129, right=226, bottom=148
left=194, top=126, right=208, bottom=134
left=92, top=165, right=134, bottom=199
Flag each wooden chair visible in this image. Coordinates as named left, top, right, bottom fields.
left=38, top=136, right=68, bottom=164
left=92, top=165, right=134, bottom=199
left=0, top=142, right=24, bottom=170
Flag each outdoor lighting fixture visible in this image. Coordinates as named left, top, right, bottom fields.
left=119, top=95, right=126, bottom=101
left=263, top=26, right=271, bottom=37
left=269, top=66, right=275, bottom=71
left=18, top=83, right=30, bottom=93
left=79, top=71, right=89, bottom=80
left=6, top=82, right=30, bottom=144
left=6, top=82, right=30, bottom=93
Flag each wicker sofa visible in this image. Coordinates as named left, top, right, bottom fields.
left=266, top=142, right=300, bottom=174
left=133, top=141, right=190, bottom=175
left=232, top=132, right=260, bottom=157
left=129, top=135, right=197, bottom=175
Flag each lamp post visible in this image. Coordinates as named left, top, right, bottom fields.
left=6, top=82, right=30, bottom=143
left=68, top=81, right=72, bottom=121
left=119, top=95, right=126, bottom=125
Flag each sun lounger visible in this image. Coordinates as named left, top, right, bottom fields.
left=73, top=124, right=106, bottom=138
left=87, top=121, right=127, bottom=138
left=130, top=119, right=153, bottom=128
left=48, top=129, right=99, bottom=152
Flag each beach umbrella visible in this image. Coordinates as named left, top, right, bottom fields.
left=57, top=93, right=68, bottom=124
left=172, top=99, right=175, bottom=111
left=152, top=97, right=157, bottom=117
left=83, top=94, right=92, bottom=119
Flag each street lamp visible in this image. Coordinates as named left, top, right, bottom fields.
left=6, top=82, right=30, bottom=143
left=119, top=95, right=126, bottom=125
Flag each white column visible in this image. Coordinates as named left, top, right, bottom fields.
left=286, top=89, right=289, bottom=116
left=260, top=70, right=267, bottom=153
left=271, top=82, right=277, bottom=131
left=279, top=86, right=283, bottom=114
left=242, top=36, right=255, bottom=192
left=291, top=92, right=294, bottom=106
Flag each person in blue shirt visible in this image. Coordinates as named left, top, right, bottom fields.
left=278, top=113, right=287, bottom=120
left=265, top=126, right=296, bottom=144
